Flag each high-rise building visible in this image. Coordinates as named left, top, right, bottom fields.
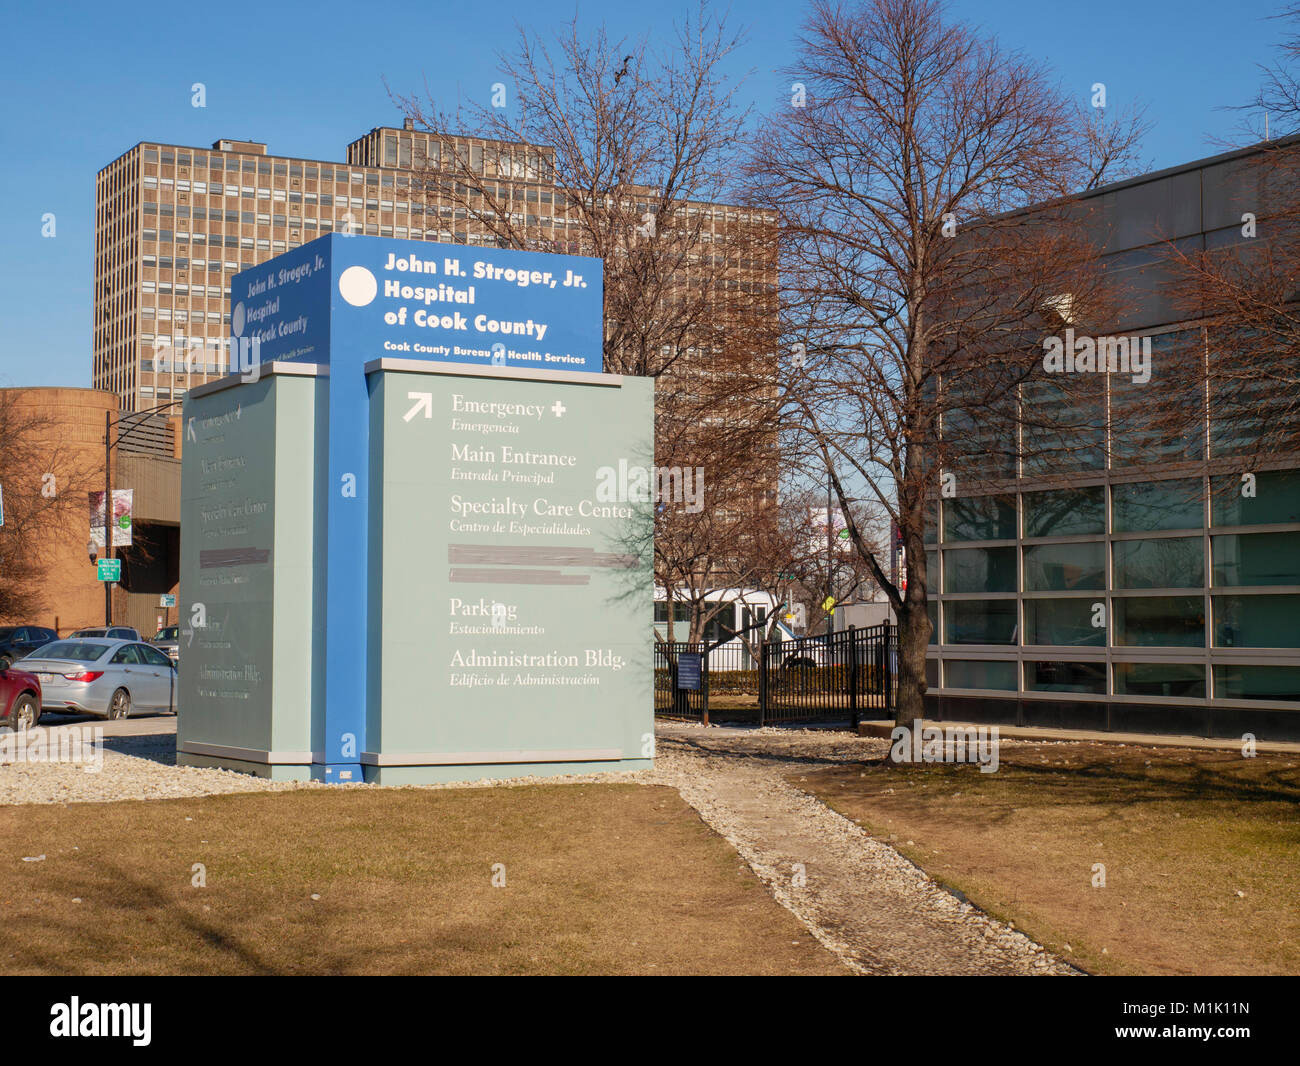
left=94, top=124, right=777, bottom=416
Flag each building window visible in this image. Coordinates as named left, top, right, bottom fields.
left=1113, top=596, right=1205, bottom=647
left=1213, top=594, right=1300, bottom=648
left=944, top=600, right=1017, bottom=644
left=1112, top=478, right=1204, bottom=532
left=1024, top=598, right=1105, bottom=646
left=1113, top=537, right=1204, bottom=589
left=944, top=659, right=1017, bottom=690
left=1211, top=470, right=1300, bottom=526
left=943, top=493, right=1016, bottom=542
left=1114, top=662, right=1206, bottom=698
left=1211, top=532, right=1300, bottom=586
left=943, top=547, right=1017, bottom=593
left=1213, top=664, right=1300, bottom=701
left=1024, top=485, right=1105, bottom=537
left=1024, top=541, right=1105, bottom=591
left=1025, top=660, right=1106, bottom=694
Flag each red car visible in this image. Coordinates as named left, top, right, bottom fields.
left=0, top=663, right=42, bottom=730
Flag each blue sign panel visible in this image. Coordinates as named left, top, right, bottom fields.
left=677, top=652, right=703, bottom=691
left=225, top=236, right=604, bottom=783
left=231, top=234, right=603, bottom=374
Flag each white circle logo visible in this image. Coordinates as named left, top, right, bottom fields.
left=232, top=302, right=245, bottom=337
left=338, top=265, right=378, bottom=307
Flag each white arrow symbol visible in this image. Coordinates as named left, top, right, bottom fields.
left=403, top=392, right=433, bottom=422
left=186, top=417, right=196, bottom=442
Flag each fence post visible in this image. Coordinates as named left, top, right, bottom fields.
left=757, top=640, right=767, bottom=728
left=848, top=624, right=859, bottom=730
left=883, top=621, right=894, bottom=717
left=701, top=644, right=710, bottom=726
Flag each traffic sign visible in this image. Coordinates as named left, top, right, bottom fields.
left=97, top=558, right=121, bottom=582
left=821, top=595, right=836, bottom=613
left=160, top=593, right=177, bottom=607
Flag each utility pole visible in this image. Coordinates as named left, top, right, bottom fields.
left=826, top=471, right=834, bottom=638
left=104, top=409, right=113, bottom=626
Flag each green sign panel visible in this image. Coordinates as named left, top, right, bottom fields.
left=97, top=558, right=121, bottom=582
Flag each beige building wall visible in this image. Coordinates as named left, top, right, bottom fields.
left=0, top=387, right=179, bottom=637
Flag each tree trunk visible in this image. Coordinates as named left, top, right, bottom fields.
left=894, top=601, right=928, bottom=736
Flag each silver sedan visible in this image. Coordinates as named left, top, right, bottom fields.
left=21, top=638, right=177, bottom=719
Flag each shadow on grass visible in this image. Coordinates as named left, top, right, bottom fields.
left=0, top=856, right=284, bottom=976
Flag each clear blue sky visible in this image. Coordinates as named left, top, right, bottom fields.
left=0, top=0, right=1286, bottom=389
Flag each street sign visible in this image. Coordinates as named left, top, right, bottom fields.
left=160, top=593, right=176, bottom=607
left=821, top=595, right=836, bottom=613
left=97, top=558, right=121, bottom=582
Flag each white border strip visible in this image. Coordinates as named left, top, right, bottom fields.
left=360, top=747, right=623, bottom=767
left=364, top=357, right=622, bottom=387
left=179, top=741, right=314, bottom=764
left=188, top=361, right=326, bottom=400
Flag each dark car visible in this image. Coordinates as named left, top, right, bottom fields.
left=0, top=662, right=42, bottom=730
left=0, top=626, right=58, bottom=671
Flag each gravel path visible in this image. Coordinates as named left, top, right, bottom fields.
left=648, top=723, right=1077, bottom=975
left=1, top=719, right=1077, bottom=975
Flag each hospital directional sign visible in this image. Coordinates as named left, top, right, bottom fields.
left=196, top=236, right=623, bottom=786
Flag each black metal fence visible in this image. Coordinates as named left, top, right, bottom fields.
left=654, top=623, right=897, bottom=726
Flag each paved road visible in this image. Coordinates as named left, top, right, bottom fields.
left=36, top=711, right=177, bottom=739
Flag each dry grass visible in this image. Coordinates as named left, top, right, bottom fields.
left=0, top=783, right=846, bottom=975
left=796, top=741, right=1300, bottom=976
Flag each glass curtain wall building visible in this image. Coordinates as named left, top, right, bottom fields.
left=925, top=143, right=1300, bottom=741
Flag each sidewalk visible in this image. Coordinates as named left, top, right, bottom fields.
left=857, top=719, right=1300, bottom=755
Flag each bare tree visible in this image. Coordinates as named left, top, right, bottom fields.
left=745, top=0, right=1147, bottom=737
left=391, top=3, right=773, bottom=378
left=0, top=394, right=98, bottom=620
left=393, top=4, right=783, bottom=643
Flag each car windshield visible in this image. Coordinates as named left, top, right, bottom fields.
left=73, top=629, right=107, bottom=637
left=30, top=641, right=109, bottom=663
left=155, top=627, right=178, bottom=640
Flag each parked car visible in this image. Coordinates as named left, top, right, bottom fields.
left=0, top=625, right=59, bottom=670
left=151, top=625, right=180, bottom=661
left=0, top=662, right=42, bottom=730
left=69, top=626, right=142, bottom=642
left=19, top=639, right=177, bottom=719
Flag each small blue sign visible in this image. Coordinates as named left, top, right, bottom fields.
left=677, top=653, right=703, bottom=691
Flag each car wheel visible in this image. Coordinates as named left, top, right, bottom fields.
left=108, top=688, right=131, bottom=720
left=10, top=694, right=38, bottom=730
